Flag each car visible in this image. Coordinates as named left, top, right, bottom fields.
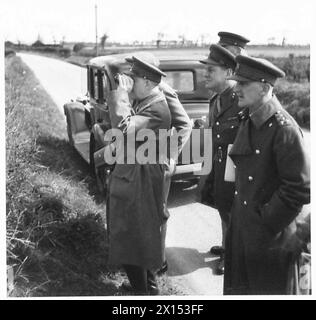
left=63, top=51, right=210, bottom=195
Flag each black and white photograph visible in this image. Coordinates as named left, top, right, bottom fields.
left=1, top=0, right=314, bottom=300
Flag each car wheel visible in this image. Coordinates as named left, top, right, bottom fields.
left=90, top=133, right=110, bottom=197
left=89, top=133, right=96, bottom=176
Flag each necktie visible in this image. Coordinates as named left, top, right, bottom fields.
left=214, top=94, right=221, bottom=118
left=209, top=94, right=221, bottom=127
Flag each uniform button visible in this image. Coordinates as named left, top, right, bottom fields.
left=219, top=159, right=222, bottom=163
left=216, top=122, right=220, bottom=126
left=231, top=125, right=235, bottom=129
left=255, top=149, right=260, bottom=154
left=235, top=191, right=238, bottom=195
left=243, top=200, right=247, bottom=205
left=269, top=123, right=273, bottom=127
left=248, top=176, right=253, bottom=181
left=234, top=165, right=236, bottom=169
left=217, top=134, right=220, bottom=138
left=218, top=146, right=222, bottom=150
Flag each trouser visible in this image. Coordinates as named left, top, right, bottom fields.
left=123, top=264, right=158, bottom=295
left=219, top=210, right=230, bottom=249
left=161, top=174, right=172, bottom=262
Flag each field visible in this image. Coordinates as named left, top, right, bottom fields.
left=5, top=55, right=179, bottom=296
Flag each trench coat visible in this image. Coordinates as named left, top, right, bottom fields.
left=224, top=95, right=310, bottom=295
left=106, top=87, right=171, bottom=270
left=200, top=85, right=241, bottom=217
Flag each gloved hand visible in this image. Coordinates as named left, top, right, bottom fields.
left=117, top=74, right=134, bottom=93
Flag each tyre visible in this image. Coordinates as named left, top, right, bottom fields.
left=90, top=133, right=111, bottom=197
left=89, top=133, right=96, bottom=175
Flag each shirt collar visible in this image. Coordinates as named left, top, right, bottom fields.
left=249, top=95, right=282, bottom=129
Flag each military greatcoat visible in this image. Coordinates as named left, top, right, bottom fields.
left=224, top=95, right=310, bottom=294
left=107, top=87, right=171, bottom=270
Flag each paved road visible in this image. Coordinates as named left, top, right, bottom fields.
left=18, top=53, right=87, bottom=112
left=18, top=53, right=310, bottom=296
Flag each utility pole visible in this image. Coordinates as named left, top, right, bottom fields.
left=95, top=4, right=98, bottom=56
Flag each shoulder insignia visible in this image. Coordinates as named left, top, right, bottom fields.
left=274, top=110, right=290, bottom=126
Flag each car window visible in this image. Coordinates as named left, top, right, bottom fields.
left=102, top=73, right=108, bottom=98
left=93, top=70, right=99, bottom=101
left=164, top=70, right=195, bottom=92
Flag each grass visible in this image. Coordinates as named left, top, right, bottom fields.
left=5, top=56, right=181, bottom=296
left=274, top=79, right=310, bottom=129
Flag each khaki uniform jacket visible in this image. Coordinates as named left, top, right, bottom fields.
left=159, top=81, right=192, bottom=162
left=201, top=86, right=241, bottom=215
left=224, top=95, right=310, bottom=294
left=107, top=88, right=171, bottom=270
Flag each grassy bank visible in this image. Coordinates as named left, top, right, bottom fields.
left=5, top=56, right=179, bottom=296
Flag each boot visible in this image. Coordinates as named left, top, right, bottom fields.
left=210, top=245, right=225, bottom=256
left=147, top=270, right=160, bottom=295
left=216, top=253, right=225, bottom=275
left=157, top=260, right=168, bottom=276
left=123, top=264, right=148, bottom=295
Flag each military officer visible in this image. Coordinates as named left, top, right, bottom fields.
left=125, top=52, right=192, bottom=275
left=106, top=56, right=171, bottom=295
left=224, top=55, right=310, bottom=294
left=199, top=44, right=239, bottom=275
left=217, top=31, right=250, bottom=56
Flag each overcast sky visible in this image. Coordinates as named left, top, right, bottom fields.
left=1, top=0, right=314, bottom=45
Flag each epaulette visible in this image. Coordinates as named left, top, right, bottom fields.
left=274, top=110, right=291, bottom=126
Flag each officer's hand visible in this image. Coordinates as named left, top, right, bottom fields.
left=117, top=74, right=134, bottom=93
left=164, top=158, right=176, bottom=178
left=274, top=228, right=305, bottom=260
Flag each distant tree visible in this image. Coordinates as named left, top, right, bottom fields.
left=32, top=40, right=44, bottom=47
left=282, top=37, right=286, bottom=47
left=156, top=32, right=164, bottom=48
left=60, top=36, right=66, bottom=47
left=100, top=33, right=109, bottom=50
left=5, top=40, right=15, bottom=48
left=73, top=42, right=85, bottom=53
left=178, top=34, right=186, bottom=47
